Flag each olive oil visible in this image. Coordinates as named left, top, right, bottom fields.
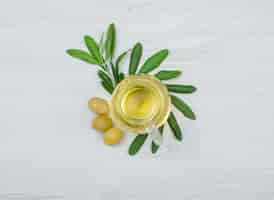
left=122, top=87, right=157, bottom=119
left=110, top=75, right=171, bottom=134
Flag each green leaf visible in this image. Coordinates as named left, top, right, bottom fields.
left=166, top=84, right=197, bottom=94
left=105, top=23, right=116, bottom=60
left=170, top=95, right=196, bottom=120
left=99, top=32, right=105, bottom=54
left=98, top=71, right=114, bottom=94
left=151, top=126, right=164, bottom=154
left=154, top=70, right=182, bottom=80
left=115, top=50, right=129, bottom=81
left=129, top=42, right=143, bottom=74
left=115, top=50, right=129, bottom=69
left=98, top=70, right=113, bottom=88
left=110, top=62, right=119, bottom=84
left=128, top=134, right=148, bottom=155
left=84, top=35, right=102, bottom=64
left=101, top=81, right=113, bottom=94
left=118, top=72, right=125, bottom=82
left=138, top=49, right=169, bottom=74
left=167, top=112, right=183, bottom=141
left=66, top=49, right=98, bottom=65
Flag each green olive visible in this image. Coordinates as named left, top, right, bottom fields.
left=88, top=97, right=109, bottom=114
left=92, top=114, right=112, bottom=132
left=103, top=127, right=123, bottom=145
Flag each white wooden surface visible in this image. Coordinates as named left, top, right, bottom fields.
left=1, top=0, right=274, bottom=199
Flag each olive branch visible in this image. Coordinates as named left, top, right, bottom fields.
left=66, top=23, right=197, bottom=155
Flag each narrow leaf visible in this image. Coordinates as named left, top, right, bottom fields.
left=118, top=72, right=125, bottom=82
left=129, top=42, right=143, bottom=74
left=101, top=81, right=113, bottom=94
left=155, top=70, right=182, bottom=80
left=84, top=35, right=102, bottom=64
left=98, top=70, right=113, bottom=88
left=99, top=32, right=105, bottom=54
left=115, top=50, right=129, bottom=69
left=115, top=50, right=129, bottom=80
left=128, top=134, right=148, bottom=155
left=138, top=49, right=169, bottom=74
left=105, top=23, right=116, bottom=60
left=167, top=84, right=197, bottom=94
left=110, top=62, right=119, bottom=84
left=66, top=49, right=98, bottom=64
left=170, top=95, right=196, bottom=120
left=167, top=112, right=183, bottom=141
left=151, top=126, right=164, bottom=154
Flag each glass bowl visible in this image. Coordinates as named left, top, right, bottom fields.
left=110, top=75, right=171, bottom=134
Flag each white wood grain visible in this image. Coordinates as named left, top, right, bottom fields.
left=1, top=0, right=274, bottom=199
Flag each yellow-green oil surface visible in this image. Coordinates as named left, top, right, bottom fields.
left=110, top=75, right=171, bottom=134
left=122, top=87, right=158, bottom=119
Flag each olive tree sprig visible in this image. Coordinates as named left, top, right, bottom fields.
left=66, top=23, right=197, bottom=156
left=66, top=23, right=128, bottom=94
